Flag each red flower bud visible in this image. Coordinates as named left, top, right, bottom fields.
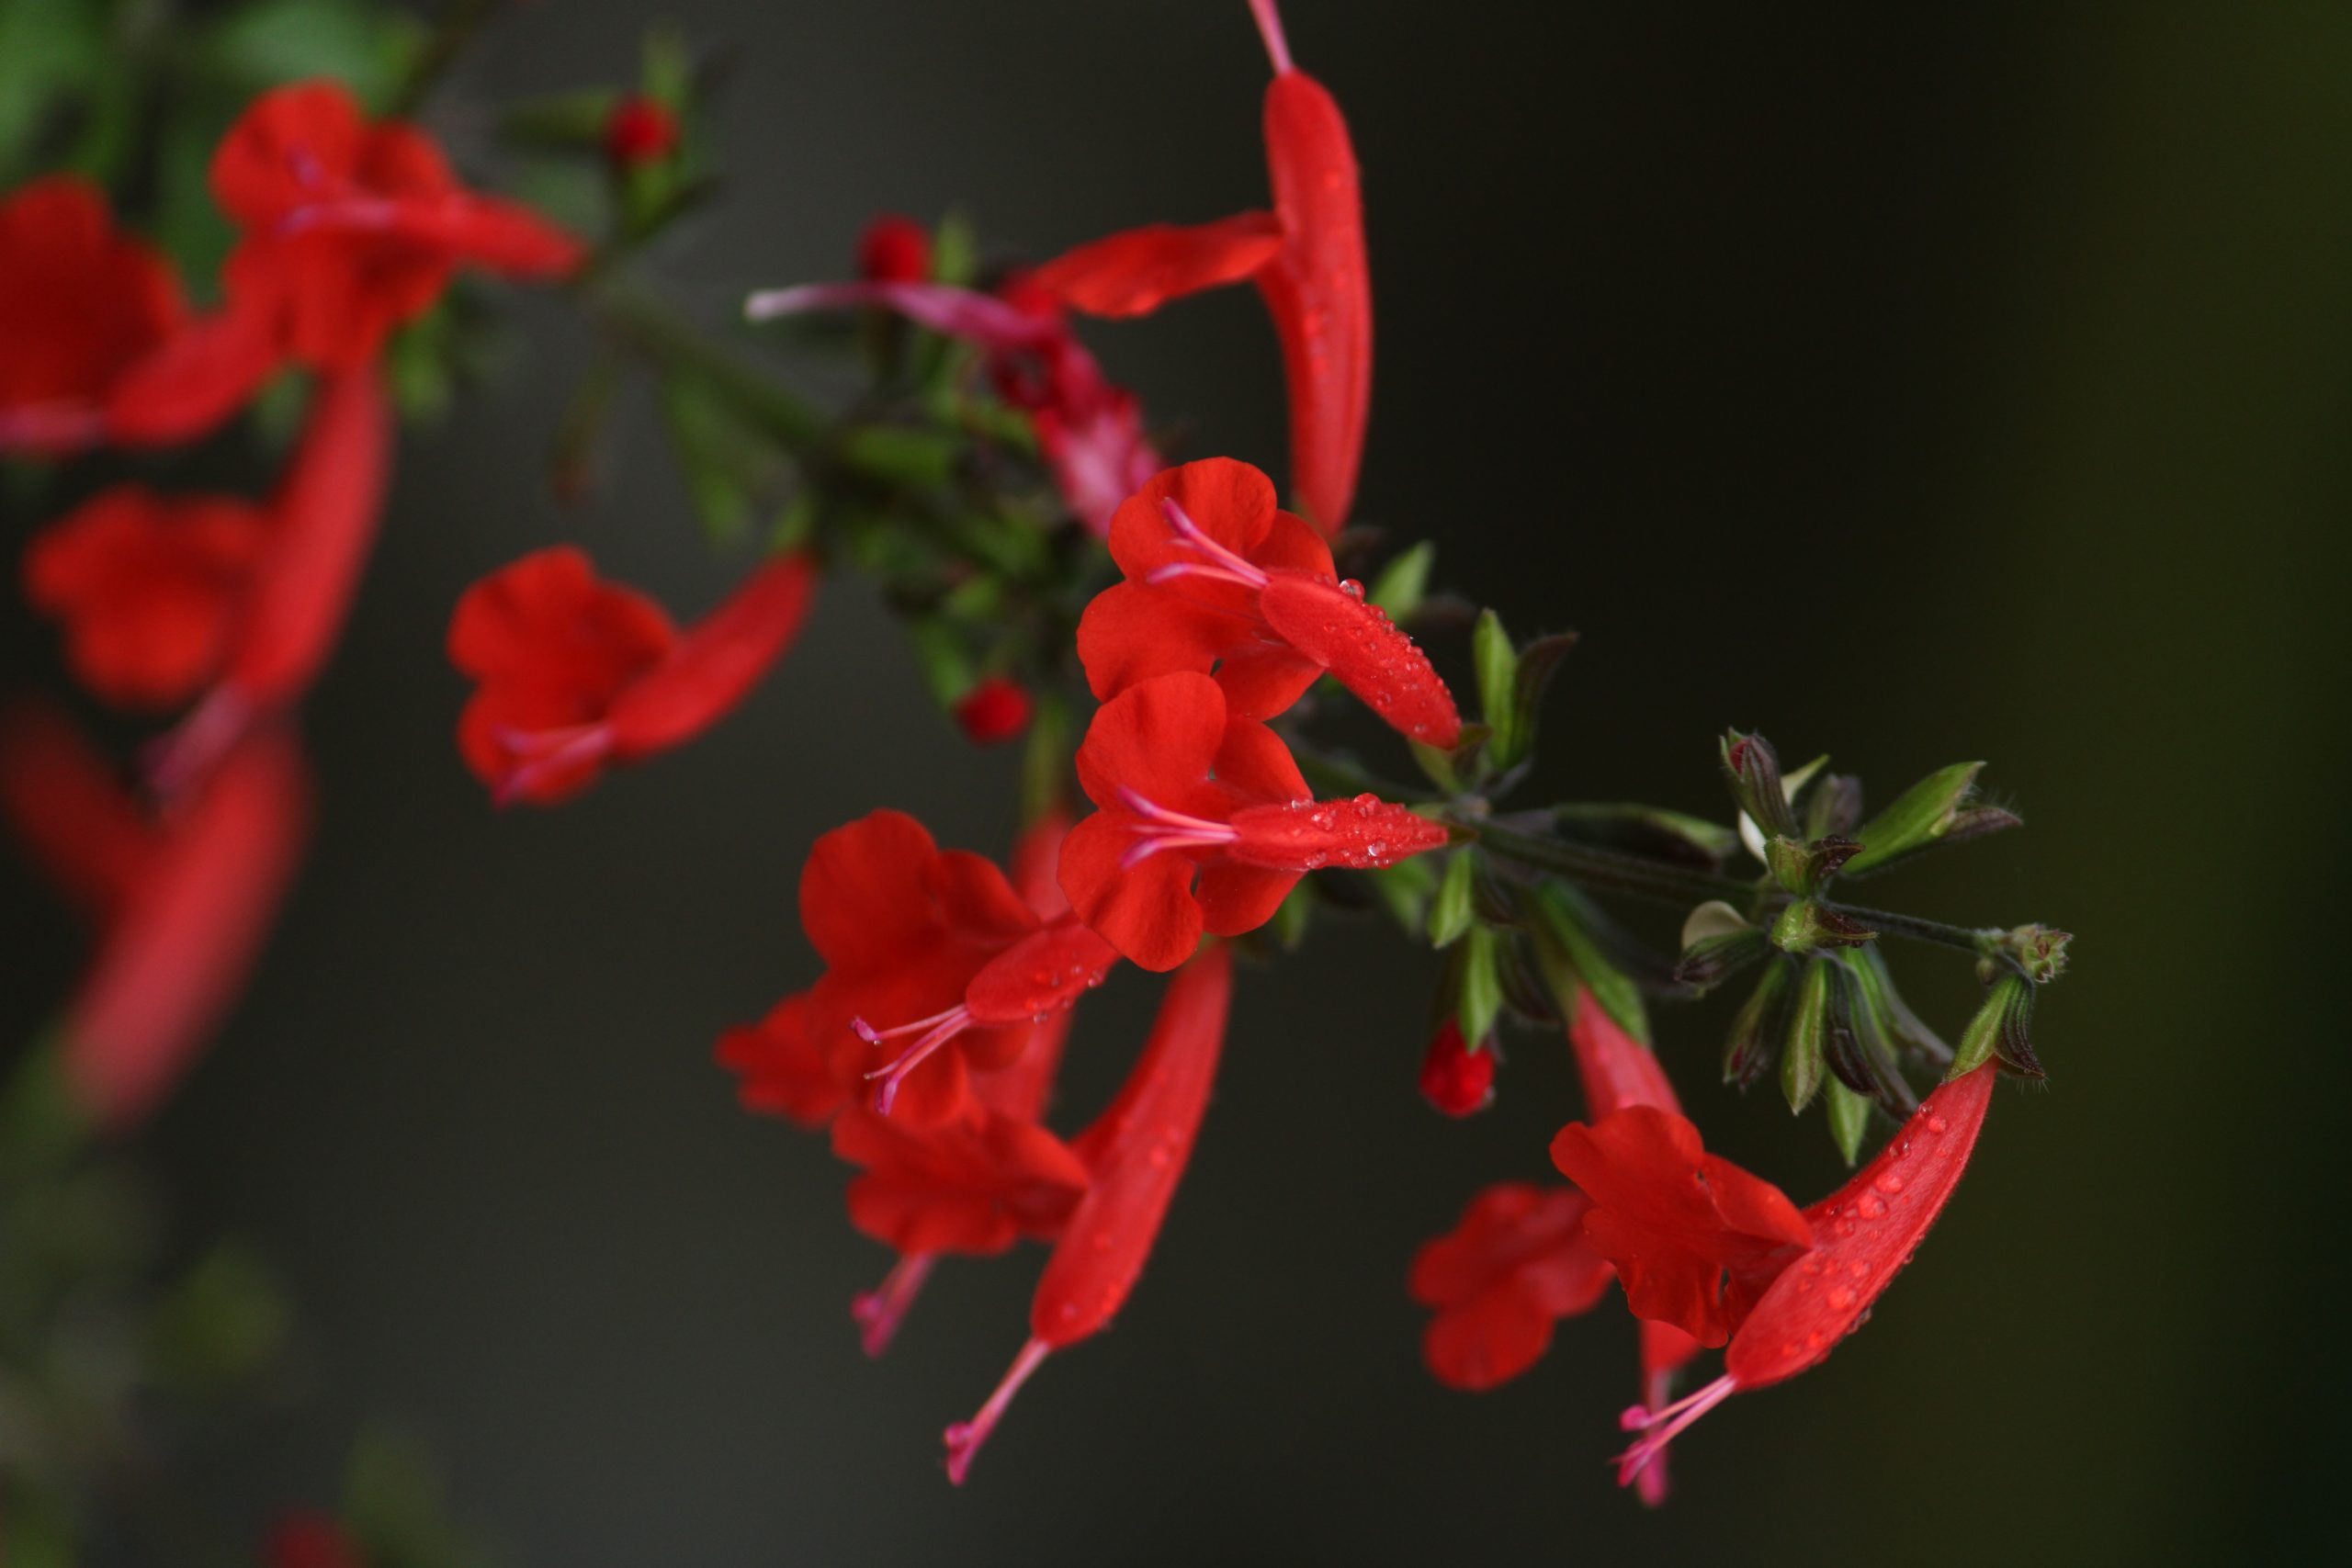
left=954, top=676, right=1033, bottom=746
left=605, top=95, right=681, bottom=168
left=1418, top=1020, right=1495, bottom=1116
left=856, top=213, right=933, bottom=284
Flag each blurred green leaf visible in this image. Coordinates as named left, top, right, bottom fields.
left=142, top=1244, right=290, bottom=1395
left=201, top=0, right=419, bottom=108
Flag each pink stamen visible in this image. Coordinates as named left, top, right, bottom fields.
left=852, top=1254, right=937, bottom=1359
left=144, top=687, right=254, bottom=801
left=860, top=1006, right=975, bottom=1115
left=1158, top=499, right=1270, bottom=590
left=274, top=197, right=408, bottom=239
left=944, top=1336, right=1052, bottom=1485
left=1248, top=0, right=1295, bottom=75
left=1613, top=1373, right=1737, bottom=1489
left=1116, top=786, right=1238, bottom=868
left=490, top=724, right=615, bottom=807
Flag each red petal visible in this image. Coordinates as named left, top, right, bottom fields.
left=1193, top=860, right=1296, bottom=937
left=1212, top=716, right=1311, bottom=807
left=1057, top=809, right=1202, bottom=973
left=718, top=993, right=849, bottom=1127
left=1255, top=72, right=1372, bottom=533
left=1075, top=582, right=1250, bottom=705
left=1034, top=211, right=1283, bottom=319
left=606, top=553, right=814, bottom=758
left=1257, top=574, right=1460, bottom=747
left=922, top=848, right=1040, bottom=951
left=1421, top=1289, right=1557, bottom=1393
left=65, top=728, right=310, bottom=1129
left=1035, top=945, right=1232, bottom=1346
left=1726, top=1064, right=1997, bottom=1389
left=209, top=82, right=368, bottom=227
left=965, top=919, right=1118, bottom=1026
left=1072, top=671, right=1229, bottom=814
left=0, top=702, right=159, bottom=919
left=447, top=547, right=675, bottom=688
left=0, top=177, right=184, bottom=414
left=105, top=299, right=282, bottom=448
left=222, top=367, right=391, bottom=705
left=1103, top=457, right=1282, bottom=585
left=797, top=810, right=950, bottom=971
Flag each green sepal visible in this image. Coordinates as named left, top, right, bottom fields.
left=1426, top=852, right=1477, bottom=948
left=497, top=90, right=623, bottom=152
left=1500, top=630, right=1578, bottom=773
left=1453, top=925, right=1506, bottom=1049
left=1781, top=959, right=1834, bottom=1112
left=1825, top=1078, right=1871, bottom=1167
left=1524, top=882, right=1651, bottom=1045
left=1843, top=761, right=2022, bottom=877
left=1366, top=855, right=1440, bottom=938
left=1367, top=541, right=1435, bottom=621
left=1845, top=944, right=1949, bottom=1068
left=1472, top=609, right=1518, bottom=759
left=142, top=1244, right=291, bottom=1396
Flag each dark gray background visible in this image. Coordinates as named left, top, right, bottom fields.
left=6, top=2, right=2346, bottom=1562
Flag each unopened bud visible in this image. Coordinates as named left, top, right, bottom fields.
left=954, top=677, right=1033, bottom=746
left=1804, top=772, right=1865, bottom=840
left=1675, top=901, right=1767, bottom=992
left=1419, top=1021, right=1497, bottom=1117
left=1723, top=956, right=1793, bottom=1089
left=1846, top=944, right=1949, bottom=1068
left=857, top=213, right=934, bottom=284
left=604, top=95, right=680, bottom=168
left=1844, top=761, right=2021, bottom=877
left=1824, top=1077, right=1871, bottom=1166
left=1951, top=971, right=2047, bottom=1080
left=1721, top=729, right=1800, bottom=841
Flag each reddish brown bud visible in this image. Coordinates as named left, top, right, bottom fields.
left=1419, top=1020, right=1496, bottom=1116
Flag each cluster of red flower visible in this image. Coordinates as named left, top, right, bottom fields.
left=4, top=82, right=579, bottom=1126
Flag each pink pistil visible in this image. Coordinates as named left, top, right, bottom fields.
left=1249, top=0, right=1295, bottom=76
left=852, top=1253, right=938, bottom=1359
left=1144, top=498, right=1272, bottom=592
left=1116, top=786, right=1238, bottom=869
left=855, top=1005, right=976, bottom=1115
left=1614, top=1373, right=1737, bottom=1490
left=145, top=687, right=255, bottom=800
left=944, top=1336, right=1052, bottom=1485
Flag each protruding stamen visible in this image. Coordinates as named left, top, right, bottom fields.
left=852, top=1254, right=937, bottom=1359
left=1248, top=0, right=1295, bottom=76
left=944, top=1337, right=1052, bottom=1485
left=1613, top=1373, right=1737, bottom=1489
left=850, top=1005, right=967, bottom=1045
left=861, top=1006, right=975, bottom=1115
left=145, top=688, right=254, bottom=800
left=1115, top=786, right=1237, bottom=868
left=1159, top=499, right=1269, bottom=589
left=489, top=724, right=615, bottom=807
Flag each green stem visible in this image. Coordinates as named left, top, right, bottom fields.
left=583, top=277, right=827, bottom=449
left=1817, top=903, right=2002, bottom=954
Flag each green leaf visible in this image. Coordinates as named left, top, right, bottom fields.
left=1780, top=959, right=1832, bottom=1112
left=1524, top=882, right=1650, bottom=1044
left=202, top=0, right=419, bottom=108
left=1502, top=630, right=1578, bottom=771
left=1268, top=884, right=1314, bottom=952
left=642, top=21, right=695, bottom=108
left=1366, top=541, right=1434, bottom=621
left=143, top=1244, right=290, bottom=1395
left=0, top=0, right=106, bottom=182
left=660, top=369, right=781, bottom=546
left=931, top=209, right=979, bottom=288
left=1843, top=761, right=1984, bottom=876
left=1425, top=852, right=1476, bottom=948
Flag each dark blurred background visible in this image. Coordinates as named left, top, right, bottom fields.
left=6, top=1, right=2349, bottom=1562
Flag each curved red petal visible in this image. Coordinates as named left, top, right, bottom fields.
left=607, top=552, right=815, bottom=758
left=1033, top=212, right=1283, bottom=319
left=1072, top=671, right=1228, bottom=813
left=1257, top=573, right=1460, bottom=747
left=1057, top=810, right=1202, bottom=973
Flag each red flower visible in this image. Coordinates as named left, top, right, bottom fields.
left=743, top=279, right=1157, bottom=535
left=1058, top=671, right=1447, bottom=971
left=151, top=367, right=391, bottom=794
left=1076, top=458, right=1460, bottom=742
left=954, top=676, right=1034, bottom=746
left=213, top=82, right=582, bottom=368
left=0, top=705, right=310, bottom=1130
left=265, top=1512, right=367, bottom=1568
left=24, top=486, right=269, bottom=711
left=1409, top=1183, right=1611, bottom=1392
left=719, top=810, right=1115, bottom=1128
left=604, top=95, right=681, bottom=168
left=1612, top=1064, right=1999, bottom=1490
left=0, top=176, right=277, bottom=456
left=831, top=1102, right=1087, bottom=1258
left=945, top=942, right=1233, bottom=1483
left=1547, top=1106, right=1814, bottom=1349
left=1030, top=1, right=1370, bottom=532
left=857, top=213, right=934, bottom=284
left=1418, top=1020, right=1496, bottom=1117
left=448, top=547, right=815, bottom=806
